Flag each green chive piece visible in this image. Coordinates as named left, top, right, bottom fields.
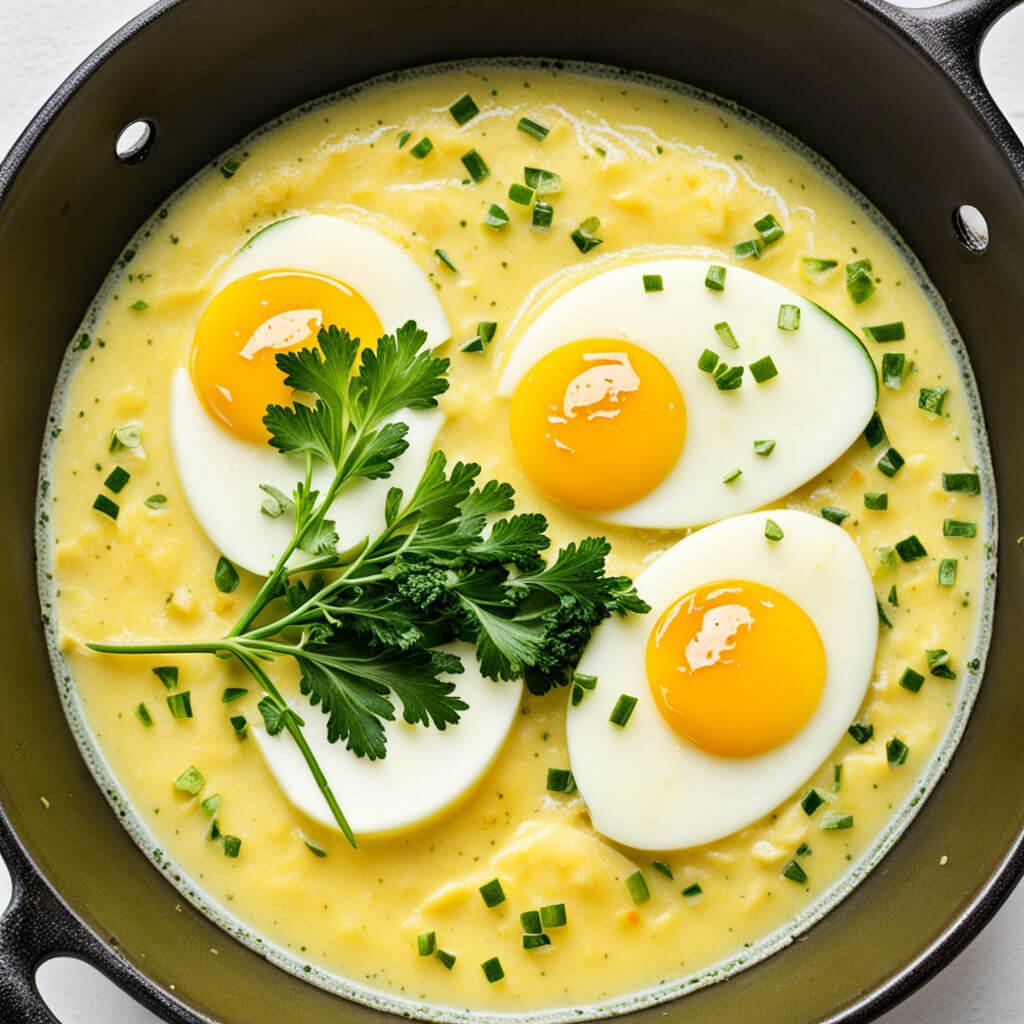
left=895, top=535, right=927, bottom=562
left=938, top=558, right=958, bottom=586
left=434, top=249, right=457, bottom=272
left=200, top=794, right=221, bottom=817
left=531, top=201, right=553, bottom=229
left=524, top=167, right=561, bottom=194
left=886, top=737, right=909, bottom=766
left=781, top=860, right=808, bottom=883
left=722, top=467, right=742, bottom=484
left=220, top=158, right=242, bottom=178
left=609, top=694, right=638, bottom=727
left=927, top=649, right=956, bottom=679
left=409, top=137, right=433, bottom=159
left=801, top=256, right=839, bottom=279
left=698, top=348, right=719, bottom=373
left=877, top=598, right=893, bottom=629
left=625, top=870, right=650, bottom=904
left=899, top=667, right=925, bottom=693
left=130, top=300, right=149, bottom=312
left=436, top=949, right=456, bottom=970
left=821, top=812, right=854, bottom=830
left=642, top=273, right=664, bottom=293
left=652, top=861, right=674, bottom=879
left=863, top=322, right=906, bottom=343
left=303, top=836, right=327, bottom=858
left=820, top=507, right=849, bottom=525
left=174, top=766, right=205, bottom=794
left=877, top=447, right=905, bottom=478
left=521, top=910, right=542, bottom=934
left=92, top=494, right=119, bottom=520
left=705, top=265, right=727, bottom=291
left=144, top=494, right=167, bottom=509
left=864, top=492, right=888, bottom=510
left=484, top=203, right=509, bottom=229
left=153, top=666, right=179, bottom=689
left=449, top=94, right=479, bottom=125
left=207, top=819, right=221, bottom=841
left=518, top=116, right=550, bottom=140
left=109, top=423, right=142, bottom=452
left=864, top=412, right=886, bottom=448
left=461, top=149, right=489, bottom=182
left=888, top=585, right=899, bottom=607
left=681, top=883, right=703, bottom=898
left=778, top=304, right=801, bottom=331
left=833, top=764, right=843, bottom=792
left=166, top=692, right=193, bottom=719
left=222, top=835, right=241, bottom=858
left=135, top=702, right=153, bottom=727
left=754, top=213, right=784, bottom=246
left=942, top=472, right=980, bottom=494
left=104, top=466, right=131, bottom=494
left=943, top=518, right=977, bottom=538
left=749, top=355, right=778, bottom=383
left=733, top=238, right=762, bottom=259
left=417, top=931, right=436, bottom=956
left=230, top=715, right=247, bottom=737
left=849, top=721, right=874, bottom=744
left=522, top=933, right=551, bottom=950
left=259, top=483, right=291, bottom=519
left=714, top=321, right=739, bottom=349
left=397, top=130, right=411, bottom=148
left=796, top=843, right=813, bottom=857
left=764, top=518, right=784, bottom=542
left=546, top=768, right=576, bottom=794
left=846, top=259, right=876, bottom=304
left=481, top=957, right=504, bottom=983
left=573, top=672, right=597, bottom=690
left=540, top=903, right=567, bottom=928
left=713, top=364, right=744, bottom=390
left=876, top=545, right=898, bottom=569
left=919, top=386, right=948, bottom=415
left=801, top=789, right=825, bottom=816
left=508, top=182, right=534, bottom=206
left=754, top=439, right=776, bottom=456
left=479, top=878, right=506, bottom=908
left=222, top=687, right=248, bottom=703
left=215, top=556, right=240, bottom=593
left=881, top=353, right=906, bottom=390
left=570, top=217, right=602, bottom=253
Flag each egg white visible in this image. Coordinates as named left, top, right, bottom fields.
left=566, top=510, right=877, bottom=851
left=498, top=259, right=877, bottom=528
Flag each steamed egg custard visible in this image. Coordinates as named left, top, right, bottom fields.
left=41, top=64, right=994, bottom=1018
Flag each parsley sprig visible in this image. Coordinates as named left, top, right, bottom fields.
left=88, top=322, right=646, bottom=849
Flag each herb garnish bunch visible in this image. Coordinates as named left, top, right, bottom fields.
left=90, top=322, right=647, bottom=847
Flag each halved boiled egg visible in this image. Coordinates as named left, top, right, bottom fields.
left=566, top=510, right=877, bottom=850
left=497, top=260, right=877, bottom=527
left=171, top=214, right=450, bottom=575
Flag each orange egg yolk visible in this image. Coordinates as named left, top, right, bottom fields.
left=645, top=580, right=826, bottom=757
left=508, top=339, right=685, bottom=512
left=190, top=269, right=382, bottom=443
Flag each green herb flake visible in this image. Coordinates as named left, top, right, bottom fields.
left=938, top=558, right=958, bottom=586
left=92, top=495, right=119, bottom=520
left=152, top=666, right=179, bottom=689
left=461, top=320, right=498, bottom=354
left=801, top=788, right=826, bottom=816
left=484, top=203, right=510, bottom=229
left=130, top=300, right=149, bottom=312
left=919, top=386, right=948, bottom=416
left=698, top=349, right=719, bottom=373
left=417, top=931, right=437, bottom=956
left=609, top=694, right=638, bottom=727
left=104, top=466, right=131, bottom=493
left=449, top=94, right=480, bottom=126
left=436, top=949, right=456, bottom=970
left=220, top=158, right=242, bottom=179
left=517, top=116, right=550, bottom=140
left=144, top=494, right=167, bottom=509
left=877, top=598, right=893, bottom=629
left=714, top=321, right=740, bottom=349
left=540, top=903, right=567, bottom=928
left=927, top=648, right=956, bottom=679
left=895, top=535, right=927, bottom=562
left=754, top=213, right=784, bottom=246
left=722, top=467, right=742, bottom=484
left=749, top=355, right=778, bottom=384
left=796, top=843, right=812, bottom=857
left=681, top=883, right=703, bottom=898
left=863, top=491, right=888, bottom=511
left=781, top=859, right=808, bottom=884
left=881, top=353, right=906, bottom=389
left=820, top=506, right=849, bottom=525
left=546, top=767, right=576, bottom=794
left=215, top=556, right=240, bottom=593
left=508, top=182, right=534, bottom=206
left=625, top=870, right=650, bottom=904
left=846, top=259, right=876, bottom=304
left=531, top=201, right=553, bottom=230
left=705, top=265, right=727, bottom=291
left=898, top=667, right=925, bottom=693
left=481, top=957, right=504, bottom=983
left=876, top=545, right=898, bottom=569
left=222, top=835, right=242, bottom=858
left=848, top=721, right=874, bottom=744
left=863, top=322, right=905, bottom=343
left=479, top=878, right=506, bottom=908
left=397, top=130, right=411, bottom=148
left=886, top=737, right=909, bottom=766
left=652, top=860, right=674, bottom=879
left=109, top=423, right=142, bottom=452
left=832, top=764, right=843, bottom=792
left=230, top=715, right=247, bottom=737
left=524, top=166, right=561, bottom=194
left=135, top=702, right=153, bottom=727
left=942, top=471, right=980, bottom=494
left=173, top=766, right=205, bottom=794
left=460, top=149, right=489, bottom=182
left=733, top=238, right=762, bottom=260
left=888, top=584, right=899, bottom=607
left=521, top=910, right=542, bottom=934
left=166, top=692, right=193, bottom=719
left=821, top=812, right=854, bottom=830
left=713, top=365, right=744, bottom=391
left=864, top=412, right=886, bottom=448
left=259, top=483, right=292, bottom=518
left=754, top=439, right=776, bottom=456
left=409, top=137, right=433, bottom=159
left=435, top=249, right=458, bottom=273
left=642, top=274, right=664, bottom=293
left=943, top=518, right=977, bottom=538
left=764, top=518, right=784, bottom=542
left=801, top=256, right=839, bottom=279
left=570, top=216, right=602, bottom=253
left=877, top=447, right=905, bottom=478
left=522, top=933, right=551, bottom=950
left=778, top=304, right=801, bottom=331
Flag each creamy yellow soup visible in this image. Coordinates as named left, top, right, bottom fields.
left=40, top=63, right=993, bottom=1017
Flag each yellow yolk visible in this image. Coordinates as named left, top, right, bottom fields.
left=508, top=339, right=685, bottom=512
left=190, top=269, right=382, bottom=442
left=646, top=580, right=826, bottom=757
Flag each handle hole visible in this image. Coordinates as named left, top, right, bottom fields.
left=38, top=957, right=164, bottom=1022
left=952, top=205, right=989, bottom=253
left=114, top=120, right=155, bottom=164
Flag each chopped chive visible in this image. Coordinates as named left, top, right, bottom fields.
left=449, top=94, right=479, bottom=125
left=207, top=819, right=221, bottom=841
left=222, top=687, right=248, bottom=703
left=875, top=545, right=898, bottom=569
left=927, top=648, right=956, bottom=679
left=508, top=182, right=534, bottom=205
left=546, top=768, right=576, bottom=794
left=481, top=957, right=504, bottom=983
left=846, top=259, right=876, bottom=304
left=722, top=467, right=742, bottom=484
left=778, top=304, right=801, bottom=331
left=417, top=931, right=436, bottom=956
left=821, top=812, right=854, bottom=830
left=215, top=556, right=240, bottom=593
left=570, top=216, right=602, bottom=253
left=479, top=878, right=506, bottom=908
left=863, top=322, right=906, bottom=343
left=754, top=213, right=784, bottom=246
left=153, top=665, right=179, bottom=689
left=877, top=447, right=905, bottom=478
left=796, top=843, right=813, bottom=857
left=881, top=353, right=906, bottom=389
left=109, top=423, right=142, bottom=452
left=864, top=412, right=886, bottom=448
left=460, top=149, right=489, bottom=182
left=409, top=137, right=433, bottom=159
left=540, top=903, right=567, bottom=928
left=174, top=766, right=204, bottom=794
left=166, top=691, right=193, bottom=719
left=524, top=166, right=561, bottom=194
left=781, top=860, right=808, bottom=884
left=863, top=491, right=888, bottom=510
left=144, top=493, right=167, bottom=509
left=801, top=788, right=826, bottom=816
left=918, top=386, right=948, bottom=415
left=942, top=472, right=980, bottom=494
left=705, top=265, right=727, bottom=291
left=642, top=273, right=664, bottom=293
left=220, top=158, right=242, bottom=178
left=461, top=320, right=498, bottom=354
left=258, top=484, right=290, bottom=519
left=877, top=598, right=893, bottom=629
left=531, top=201, right=553, bottom=229
left=222, top=835, right=242, bottom=858
left=888, top=584, right=899, bottom=606
left=849, top=721, right=874, bottom=744
left=733, top=238, right=762, bottom=259
left=895, top=534, right=927, bottom=562
left=754, top=439, right=776, bottom=456
left=135, top=702, right=153, bottom=727
left=801, top=256, right=839, bottom=278
left=681, top=883, right=703, bottom=898
left=938, top=558, right=958, bottom=586
left=518, top=116, right=550, bottom=140
left=833, top=764, right=843, bottom=792
left=130, top=300, right=149, bottom=312
left=230, top=715, right=247, bottom=737
left=652, top=861, right=674, bottom=879
left=609, top=694, right=638, bottom=727
left=764, top=518, right=784, bottom=542
left=624, top=870, right=650, bottom=904
left=104, top=466, right=131, bottom=493
left=397, top=130, right=411, bottom=148
left=200, top=794, right=221, bottom=817
left=520, top=910, right=542, bottom=934
left=436, top=949, right=456, bottom=970
left=886, top=737, right=909, bottom=766
left=522, top=933, right=551, bottom=950
left=434, top=249, right=458, bottom=272
left=714, top=321, right=739, bottom=349
left=483, top=203, right=509, bottom=229
left=304, top=836, right=327, bottom=858
left=92, top=494, right=119, bottom=520
left=713, top=364, right=744, bottom=390
left=698, top=348, right=719, bottom=373
left=820, top=506, right=849, bottom=525
left=749, top=355, right=778, bottom=384
left=943, top=518, right=977, bottom=538
left=573, top=672, right=597, bottom=690
left=898, top=667, right=925, bottom=692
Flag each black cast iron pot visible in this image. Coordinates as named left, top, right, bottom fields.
left=1, top=0, right=1022, bottom=1021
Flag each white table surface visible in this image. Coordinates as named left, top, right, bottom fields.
left=2, top=1, right=1023, bottom=1021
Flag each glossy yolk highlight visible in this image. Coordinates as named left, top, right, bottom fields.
left=646, top=580, right=826, bottom=757
left=190, top=269, right=382, bottom=442
left=509, top=339, right=685, bottom=512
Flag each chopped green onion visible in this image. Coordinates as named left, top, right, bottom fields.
left=92, top=494, right=119, bottom=520
left=886, top=737, right=909, bottom=766
left=749, top=355, right=778, bottom=384
left=801, top=256, right=839, bottom=279
left=522, top=933, right=551, bottom=950
left=927, top=648, right=956, bottom=679
left=540, top=903, right=567, bottom=928
left=215, top=556, right=240, bottom=593
left=833, top=764, right=843, bottom=792
left=764, top=518, right=784, bottom=542
left=201, top=794, right=221, bottom=817
left=888, top=584, right=899, bottom=606
left=864, top=412, right=886, bottom=448
left=898, top=667, right=925, bottom=693
left=222, top=835, right=242, bottom=858
left=681, top=883, right=703, bottom=898
left=846, top=259, right=876, bottom=304
left=875, top=545, right=898, bottom=569
left=135, top=702, right=153, bottom=727
left=714, top=321, right=739, bottom=349
left=877, top=447, right=905, bottom=478
left=479, top=878, right=506, bottom=908
left=881, top=353, right=906, bottom=389
left=222, top=687, right=247, bottom=703
left=508, top=182, right=534, bottom=206
left=174, top=766, right=205, bottom=794
left=109, top=423, right=142, bottom=452
left=849, top=722, right=874, bottom=745
left=895, top=535, right=927, bottom=562
left=207, top=819, right=221, bottom=841
left=144, top=494, right=167, bottom=509
left=304, top=836, right=327, bottom=858
left=713, top=364, right=744, bottom=390
left=754, top=213, right=784, bottom=246
left=642, top=273, right=664, bottom=293
left=796, top=843, right=813, bottom=857
left=722, top=467, right=742, bottom=484
left=754, top=439, right=776, bottom=456
left=801, top=789, right=826, bottom=816
left=609, top=694, right=638, bottom=727
left=938, top=558, right=958, bottom=586
left=733, top=238, right=762, bottom=259
left=481, top=957, right=504, bottom=983
left=153, top=666, right=178, bottom=689
left=167, top=692, right=193, bottom=719
left=397, top=130, right=411, bottom=148
left=918, top=386, right=948, bottom=415
left=705, top=265, right=727, bottom=291
left=570, top=216, right=602, bottom=253
left=230, top=715, right=247, bottom=737
left=484, top=203, right=509, bottom=229
left=520, top=910, right=542, bottom=934
left=652, top=861, right=674, bottom=879
left=130, top=300, right=149, bottom=312
left=259, top=483, right=291, bottom=518
left=942, top=472, right=980, bottom=494
left=625, top=870, right=650, bottom=904
left=449, top=94, right=479, bottom=125
left=877, top=598, right=893, bottom=629
left=409, top=137, right=433, bottom=159
left=820, top=507, right=849, bottom=525
left=436, top=949, right=456, bottom=970
left=821, top=812, right=854, bottom=830
left=417, top=931, right=436, bottom=956
left=104, top=466, right=130, bottom=493
left=461, top=149, right=489, bottom=182
left=531, top=201, right=553, bottom=229
left=863, top=322, right=905, bottom=343
left=546, top=768, right=576, bottom=794
left=518, top=116, right=550, bottom=140
left=220, top=158, right=242, bottom=178
left=524, top=166, right=561, bottom=193
left=434, top=249, right=457, bottom=272
left=571, top=671, right=597, bottom=707
left=863, top=492, right=888, bottom=510
left=943, top=518, right=976, bottom=538
left=461, top=320, right=498, bottom=354
left=698, top=349, right=719, bottom=373
left=781, top=860, right=808, bottom=883
left=778, top=304, right=801, bottom=331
